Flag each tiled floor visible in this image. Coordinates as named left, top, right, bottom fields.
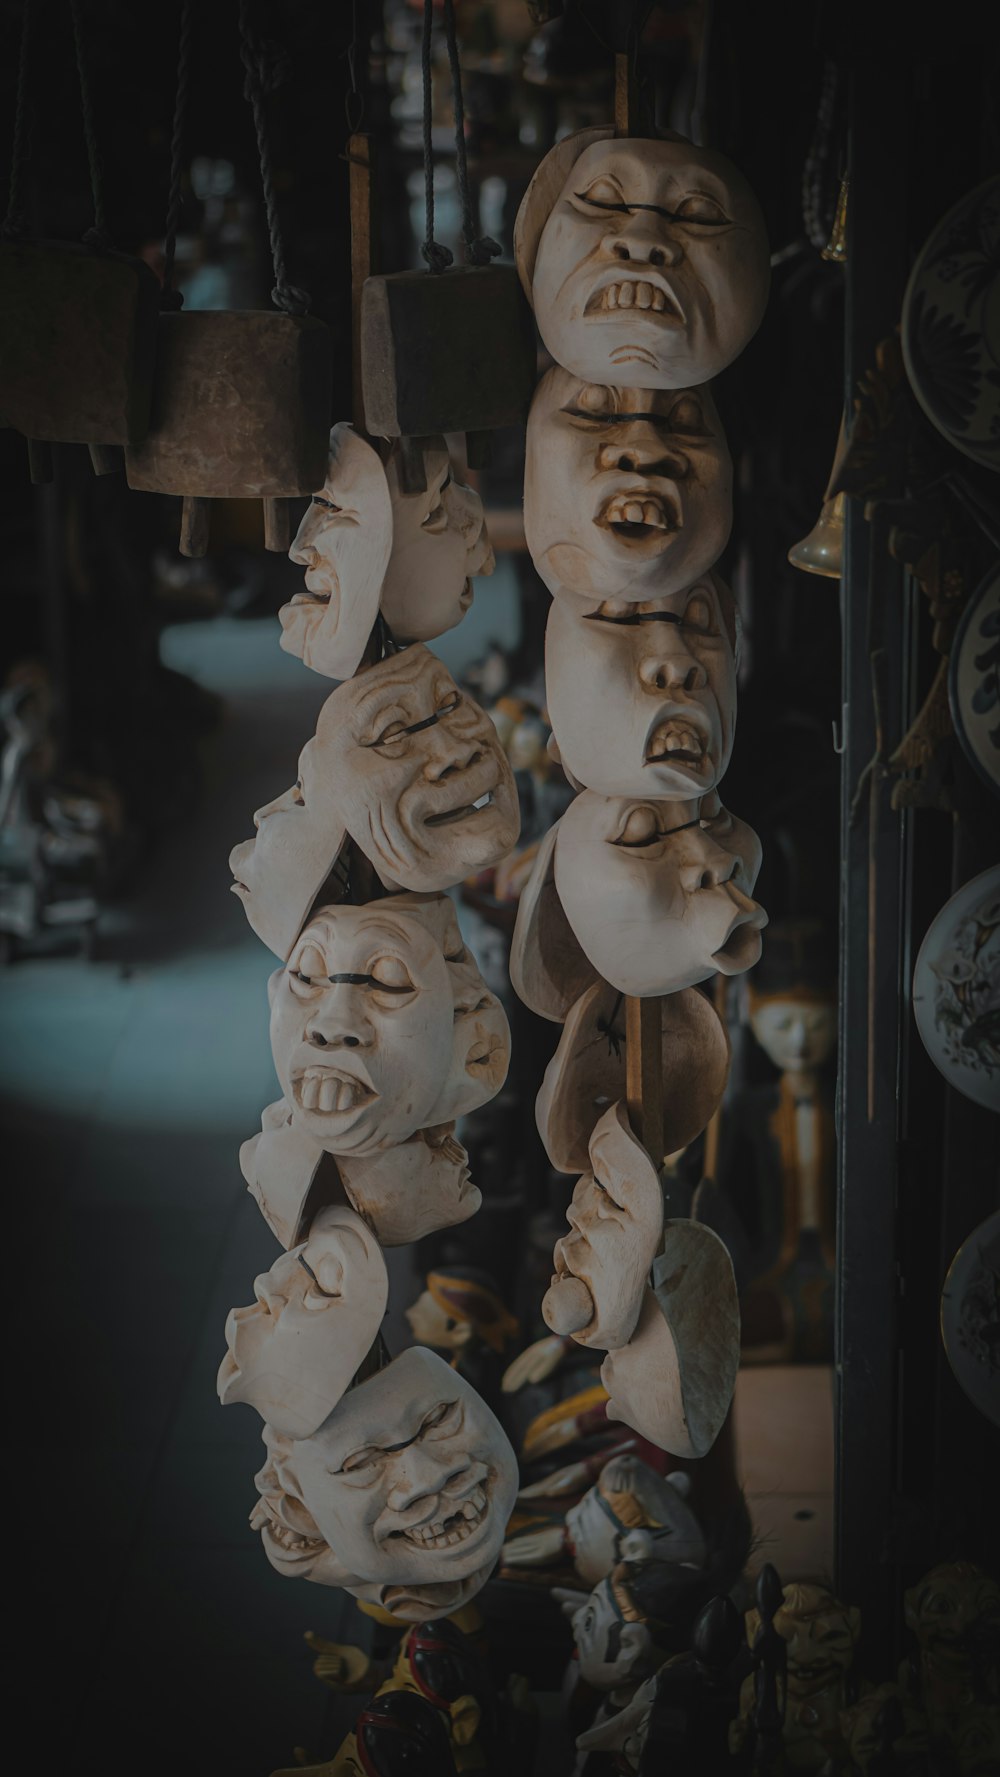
left=5, top=617, right=359, bottom=1773
left=733, top=1364, right=836, bottom=1584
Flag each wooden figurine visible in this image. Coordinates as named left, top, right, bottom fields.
left=901, top=1562, right=1000, bottom=1744
left=271, top=1688, right=459, bottom=1777
left=731, top=1580, right=862, bottom=1771
left=337, top=1124, right=482, bottom=1247
left=524, top=367, right=733, bottom=606
left=544, top=575, right=739, bottom=799
left=551, top=792, right=766, bottom=999
left=380, top=438, right=496, bottom=644
left=503, top=1453, right=705, bottom=1587
left=268, top=902, right=456, bottom=1156
left=125, top=309, right=333, bottom=556
left=251, top=1346, right=519, bottom=1621
left=278, top=423, right=393, bottom=681
left=571, top=1666, right=661, bottom=1772
left=405, top=1266, right=519, bottom=1406
left=514, top=127, right=769, bottom=390
left=535, top=978, right=730, bottom=1176
left=541, top=1101, right=665, bottom=1349
left=563, top=1540, right=720, bottom=1704
left=217, top=1204, right=389, bottom=1438
left=838, top=1684, right=931, bottom=1776
left=601, top=1224, right=739, bottom=1458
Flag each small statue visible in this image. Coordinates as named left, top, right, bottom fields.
left=838, top=1683, right=931, bottom=1775
left=405, top=1266, right=520, bottom=1408
left=562, top=1533, right=722, bottom=1703
left=270, top=1687, right=459, bottom=1776
left=901, top=1561, right=1000, bottom=1751
left=731, top=1576, right=862, bottom=1771
left=503, top=1452, right=706, bottom=1586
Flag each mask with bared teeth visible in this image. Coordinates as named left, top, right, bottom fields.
left=280, top=423, right=393, bottom=680
left=525, top=367, right=732, bottom=605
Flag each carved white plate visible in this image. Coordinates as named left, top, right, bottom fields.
left=901, top=176, right=1000, bottom=472
left=912, top=864, right=1000, bottom=1112
left=949, top=563, right=1000, bottom=801
left=940, top=1210, right=1000, bottom=1428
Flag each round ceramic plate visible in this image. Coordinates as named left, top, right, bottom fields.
left=941, top=1210, right=1000, bottom=1428
left=901, top=176, right=1000, bottom=472
left=950, top=564, right=1000, bottom=801
left=912, top=864, right=1000, bottom=1112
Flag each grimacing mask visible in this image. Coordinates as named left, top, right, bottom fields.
left=524, top=368, right=732, bottom=604
left=542, top=1101, right=664, bottom=1350
left=545, top=576, right=738, bottom=799
left=217, top=1204, right=388, bottom=1439
left=554, top=792, right=766, bottom=997
left=280, top=423, right=393, bottom=680
left=258, top=1347, right=518, bottom=1594
left=516, top=129, right=769, bottom=389
left=381, top=437, right=495, bottom=643
left=269, top=902, right=454, bottom=1155
left=314, top=645, right=520, bottom=893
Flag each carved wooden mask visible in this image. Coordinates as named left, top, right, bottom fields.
left=217, top=1204, right=388, bottom=1438
left=381, top=437, right=495, bottom=643
left=545, top=577, right=738, bottom=798
left=338, top=1123, right=481, bottom=1247
left=515, top=129, right=769, bottom=389
left=280, top=423, right=393, bottom=679
left=525, top=368, right=732, bottom=604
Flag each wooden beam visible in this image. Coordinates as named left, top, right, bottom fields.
left=625, top=995, right=664, bottom=1167
left=614, top=50, right=637, bottom=138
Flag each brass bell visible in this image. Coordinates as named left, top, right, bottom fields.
left=788, top=418, right=848, bottom=579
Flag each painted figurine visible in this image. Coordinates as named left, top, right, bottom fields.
left=502, top=1452, right=706, bottom=1586
left=730, top=1579, right=863, bottom=1771
left=405, top=1266, right=520, bottom=1408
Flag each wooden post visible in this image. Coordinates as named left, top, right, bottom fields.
left=614, top=50, right=638, bottom=139
left=348, top=131, right=374, bottom=436
left=626, top=995, right=664, bottom=1167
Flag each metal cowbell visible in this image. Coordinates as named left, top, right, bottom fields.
left=124, top=309, right=333, bottom=557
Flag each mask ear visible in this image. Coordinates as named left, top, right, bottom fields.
left=510, top=818, right=595, bottom=1021
left=448, top=1695, right=481, bottom=1748
left=617, top=1622, right=653, bottom=1682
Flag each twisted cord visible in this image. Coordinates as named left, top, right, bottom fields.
left=441, top=0, right=498, bottom=265
left=69, top=0, right=110, bottom=248
left=802, top=61, right=843, bottom=251
left=161, top=0, right=193, bottom=309
left=2, top=0, right=35, bottom=242
left=420, top=0, right=452, bottom=272
left=238, top=0, right=311, bottom=314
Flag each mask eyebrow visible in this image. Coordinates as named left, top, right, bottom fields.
left=361, top=695, right=460, bottom=745
left=584, top=610, right=684, bottom=627
left=562, top=405, right=682, bottom=425
left=573, top=191, right=730, bottom=226
left=292, top=970, right=415, bottom=993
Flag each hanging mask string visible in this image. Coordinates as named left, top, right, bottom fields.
left=238, top=0, right=311, bottom=315
left=69, top=0, right=110, bottom=248
left=2, top=0, right=35, bottom=243
left=161, top=0, right=193, bottom=311
left=442, top=0, right=499, bottom=265
left=420, top=0, right=452, bottom=272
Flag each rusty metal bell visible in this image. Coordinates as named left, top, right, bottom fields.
left=124, top=309, right=333, bottom=556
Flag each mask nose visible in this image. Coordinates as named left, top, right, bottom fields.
left=595, top=430, right=689, bottom=479
left=385, top=1443, right=471, bottom=1515
left=603, top=216, right=683, bottom=269
left=422, top=728, right=484, bottom=783
left=305, top=986, right=374, bottom=1050
left=637, top=635, right=707, bottom=695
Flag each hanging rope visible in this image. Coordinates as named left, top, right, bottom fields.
left=161, top=0, right=193, bottom=310
left=2, top=0, right=35, bottom=243
left=441, top=0, right=499, bottom=265
left=69, top=0, right=110, bottom=248
left=420, top=0, right=452, bottom=272
left=238, top=0, right=311, bottom=315
left=344, top=0, right=364, bottom=136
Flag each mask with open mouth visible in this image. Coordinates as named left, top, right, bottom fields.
left=217, top=1204, right=388, bottom=1438
left=380, top=437, right=495, bottom=644
left=545, top=576, right=738, bottom=798
left=525, top=368, right=732, bottom=604
left=254, top=1347, right=518, bottom=1599
left=279, top=423, right=393, bottom=680
left=515, top=128, right=769, bottom=389
left=269, top=901, right=455, bottom=1156
left=553, top=790, right=767, bottom=998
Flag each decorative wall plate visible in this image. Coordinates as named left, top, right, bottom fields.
left=901, top=176, right=1000, bottom=472
left=940, top=1210, right=1000, bottom=1427
left=912, top=864, right=1000, bottom=1112
left=949, top=563, right=1000, bottom=800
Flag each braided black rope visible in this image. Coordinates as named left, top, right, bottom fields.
left=238, top=0, right=311, bottom=314
left=69, top=0, right=110, bottom=248
left=420, top=0, right=452, bottom=272
left=441, top=0, right=498, bottom=265
left=161, top=0, right=193, bottom=310
left=2, top=0, right=35, bottom=243
left=802, top=61, right=843, bottom=252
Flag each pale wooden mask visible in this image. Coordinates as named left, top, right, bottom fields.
left=554, top=792, right=766, bottom=997
left=545, top=577, right=738, bottom=798
left=269, top=902, right=455, bottom=1155
left=542, top=1102, right=663, bottom=1349
left=536, top=979, right=730, bottom=1176
left=280, top=423, right=392, bottom=679
left=524, top=368, right=732, bottom=604
left=255, top=1347, right=518, bottom=1598
left=381, top=437, right=495, bottom=643
left=515, top=129, right=769, bottom=388
left=338, top=1123, right=481, bottom=1246
left=217, top=1204, right=388, bottom=1438
left=600, top=1222, right=739, bottom=1459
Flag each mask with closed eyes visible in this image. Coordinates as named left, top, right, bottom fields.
left=525, top=367, right=732, bottom=604
left=380, top=437, right=495, bottom=644
left=279, top=423, right=393, bottom=679
left=545, top=577, right=738, bottom=799
left=515, top=129, right=769, bottom=389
